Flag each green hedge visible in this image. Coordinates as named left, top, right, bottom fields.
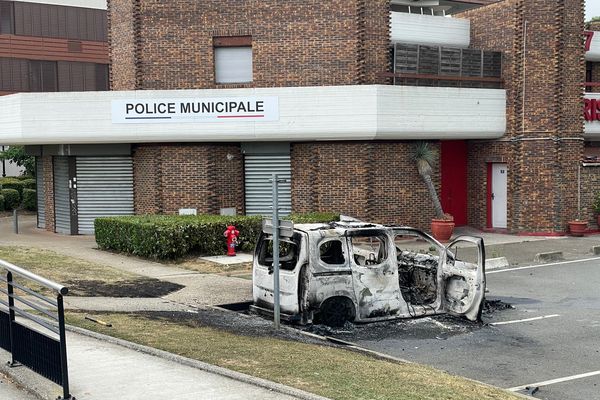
left=0, top=189, right=20, bottom=210
left=0, top=178, right=24, bottom=197
left=95, top=212, right=339, bottom=260
left=22, top=189, right=37, bottom=211
left=20, top=179, right=36, bottom=190
left=0, top=195, right=4, bottom=211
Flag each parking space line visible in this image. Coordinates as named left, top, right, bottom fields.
left=490, top=314, right=560, bottom=326
left=507, top=370, right=600, bottom=392
left=487, top=257, right=600, bottom=274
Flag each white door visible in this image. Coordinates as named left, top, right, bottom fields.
left=492, top=163, right=508, bottom=229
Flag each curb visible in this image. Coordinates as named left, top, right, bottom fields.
left=65, top=324, right=330, bottom=400
left=486, top=257, right=510, bottom=270
left=534, top=251, right=564, bottom=262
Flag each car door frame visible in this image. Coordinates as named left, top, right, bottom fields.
left=345, top=228, right=403, bottom=321
left=391, top=227, right=486, bottom=321
left=442, top=235, right=486, bottom=321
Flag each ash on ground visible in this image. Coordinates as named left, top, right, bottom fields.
left=303, top=299, right=514, bottom=342
left=482, top=299, right=514, bottom=316
left=304, top=314, right=480, bottom=342
left=134, top=308, right=328, bottom=346
left=131, top=299, right=513, bottom=345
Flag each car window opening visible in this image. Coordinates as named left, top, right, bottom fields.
left=319, top=240, right=346, bottom=265
left=350, top=235, right=388, bottom=266
left=257, top=236, right=300, bottom=271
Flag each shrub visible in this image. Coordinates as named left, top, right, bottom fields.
left=0, top=178, right=24, bottom=197
left=286, top=212, right=340, bottom=223
left=22, top=189, right=37, bottom=211
left=95, top=212, right=340, bottom=260
left=1, top=189, right=20, bottom=210
left=0, top=195, right=4, bottom=211
left=15, top=175, right=34, bottom=181
left=20, top=178, right=36, bottom=190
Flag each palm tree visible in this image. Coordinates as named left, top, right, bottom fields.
left=413, top=142, right=444, bottom=219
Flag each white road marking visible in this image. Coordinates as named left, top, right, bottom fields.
left=490, top=314, right=560, bottom=326
left=508, top=370, right=600, bottom=392
left=487, top=257, right=600, bottom=274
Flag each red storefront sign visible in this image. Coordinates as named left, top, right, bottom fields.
left=585, top=98, right=600, bottom=122
left=585, top=31, right=594, bottom=52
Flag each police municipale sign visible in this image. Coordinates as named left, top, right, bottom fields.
left=112, top=97, right=279, bottom=124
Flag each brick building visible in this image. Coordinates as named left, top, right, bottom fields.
left=0, top=0, right=594, bottom=236
left=0, top=0, right=108, bottom=177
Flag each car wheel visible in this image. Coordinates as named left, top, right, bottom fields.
left=318, top=298, right=354, bottom=327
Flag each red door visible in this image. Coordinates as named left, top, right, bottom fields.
left=441, top=141, right=468, bottom=226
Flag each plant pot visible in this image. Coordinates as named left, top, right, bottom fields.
left=431, top=218, right=455, bottom=242
left=568, top=220, right=588, bottom=237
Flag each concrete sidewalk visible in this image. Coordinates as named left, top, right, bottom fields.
left=0, top=326, right=322, bottom=400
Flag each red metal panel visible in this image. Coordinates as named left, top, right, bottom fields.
left=441, top=141, right=468, bottom=226
left=486, top=163, right=492, bottom=229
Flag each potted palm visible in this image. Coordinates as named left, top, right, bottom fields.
left=567, top=163, right=587, bottom=236
left=413, top=142, right=454, bottom=242
left=568, top=219, right=587, bottom=236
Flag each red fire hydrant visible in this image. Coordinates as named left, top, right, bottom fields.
left=224, top=225, right=240, bottom=257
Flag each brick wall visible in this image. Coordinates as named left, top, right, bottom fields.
left=361, top=0, right=392, bottom=85
left=291, top=141, right=437, bottom=230
left=107, top=0, right=139, bottom=90
left=581, top=165, right=600, bottom=228
left=132, top=145, right=161, bottom=214
left=133, top=144, right=244, bottom=215
left=109, top=0, right=391, bottom=90
left=460, top=0, right=585, bottom=232
left=42, top=155, right=55, bottom=232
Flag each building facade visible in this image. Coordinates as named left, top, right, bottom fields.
left=0, top=0, right=594, bottom=236
left=0, top=0, right=108, bottom=180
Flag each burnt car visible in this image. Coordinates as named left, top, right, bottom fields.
left=251, top=219, right=485, bottom=327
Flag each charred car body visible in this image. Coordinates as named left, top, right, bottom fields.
left=251, top=220, right=486, bottom=326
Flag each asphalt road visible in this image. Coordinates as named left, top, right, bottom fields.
left=0, top=372, right=37, bottom=400
left=336, top=258, right=600, bottom=400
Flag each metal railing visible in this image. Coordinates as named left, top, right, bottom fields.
left=0, top=259, right=72, bottom=400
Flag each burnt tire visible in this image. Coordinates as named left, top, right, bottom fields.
left=317, top=298, right=354, bottom=328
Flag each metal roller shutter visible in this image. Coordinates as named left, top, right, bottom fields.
left=244, top=155, right=291, bottom=216
left=76, top=157, right=134, bottom=235
left=53, top=157, right=71, bottom=234
left=36, top=158, right=45, bottom=229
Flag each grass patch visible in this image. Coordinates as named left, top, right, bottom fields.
left=67, top=311, right=520, bottom=400
left=177, top=258, right=252, bottom=275
left=0, top=246, right=183, bottom=297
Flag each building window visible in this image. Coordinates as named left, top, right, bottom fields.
left=213, top=36, right=253, bottom=84
left=0, top=1, right=14, bottom=34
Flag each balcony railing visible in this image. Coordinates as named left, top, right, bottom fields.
left=389, top=43, right=503, bottom=89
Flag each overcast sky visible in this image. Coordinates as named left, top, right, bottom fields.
left=587, top=0, right=600, bottom=20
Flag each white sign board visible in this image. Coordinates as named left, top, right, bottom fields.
left=178, top=208, right=197, bottom=216
left=262, top=219, right=294, bottom=238
left=112, top=97, right=279, bottom=124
